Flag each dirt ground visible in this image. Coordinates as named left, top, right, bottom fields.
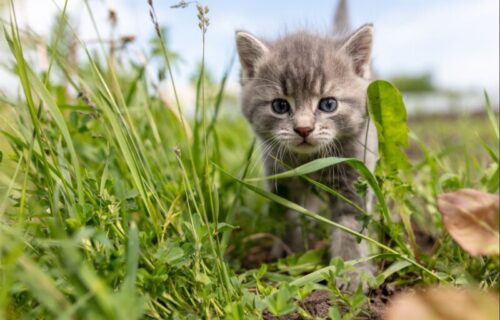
left=261, top=285, right=401, bottom=320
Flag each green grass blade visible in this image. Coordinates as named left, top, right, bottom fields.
left=484, top=91, right=499, bottom=141
left=221, top=167, right=441, bottom=281
left=18, top=256, right=71, bottom=315
left=246, top=157, right=392, bottom=228
left=124, top=222, right=139, bottom=292
left=26, top=68, right=84, bottom=204
left=479, top=137, right=499, bottom=163
left=206, top=53, right=236, bottom=136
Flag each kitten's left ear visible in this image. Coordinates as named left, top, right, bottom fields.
left=341, top=24, right=373, bottom=78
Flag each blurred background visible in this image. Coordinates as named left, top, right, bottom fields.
left=0, top=0, right=499, bottom=114
left=0, top=2, right=498, bottom=319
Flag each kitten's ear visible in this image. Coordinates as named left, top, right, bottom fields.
left=235, top=31, right=269, bottom=80
left=341, top=24, right=373, bottom=78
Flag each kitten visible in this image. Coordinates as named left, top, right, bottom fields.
left=235, top=0, right=378, bottom=287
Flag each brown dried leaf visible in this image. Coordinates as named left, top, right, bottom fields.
left=437, top=188, right=499, bottom=256
left=384, top=287, right=499, bottom=320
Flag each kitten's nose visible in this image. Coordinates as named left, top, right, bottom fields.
left=294, top=126, right=313, bottom=138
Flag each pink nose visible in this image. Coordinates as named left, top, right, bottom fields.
left=294, top=126, right=313, bottom=138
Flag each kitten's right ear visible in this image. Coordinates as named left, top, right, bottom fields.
left=235, top=31, right=268, bottom=80
left=340, top=24, right=373, bottom=78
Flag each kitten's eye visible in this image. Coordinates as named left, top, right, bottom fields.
left=271, top=99, right=291, bottom=114
left=318, top=97, right=338, bottom=113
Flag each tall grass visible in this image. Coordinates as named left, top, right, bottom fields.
left=0, top=1, right=498, bottom=319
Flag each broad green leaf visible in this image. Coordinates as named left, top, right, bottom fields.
left=266, top=285, right=296, bottom=316
left=328, top=306, right=341, bottom=320
left=277, top=250, right=323, bottom=276
left=297, top=283, right=314, bottom=300
left=350, top=286, right=367, bottom=310
left=367, top=80, right=411, bottom=173
left=255, top=264, right=268, bottom=280
left=155, top=240, right=187, bottom=267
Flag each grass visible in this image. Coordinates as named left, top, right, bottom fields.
left=0, top=1, right=498, bottom=319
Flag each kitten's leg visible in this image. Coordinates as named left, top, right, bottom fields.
left=267, top=178, right=306, bottom=258
left=282, top=184, right=322, bottom=253
left=283, top=209, right=306, bottom=252
left=330, top=204, right=374, bottom=292
left=268, top=177, right=320, bottom=256
left=268, top=208, right=305, bottom=259
left=330, top=213, right=369, bottom=262
left=329, top=166, right=374, bottom=291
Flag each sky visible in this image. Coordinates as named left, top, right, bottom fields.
left=4, top=0, right=500, bottom=105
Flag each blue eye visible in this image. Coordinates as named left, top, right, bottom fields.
left=318, top=97, right=338, bottom=112
left=271, top=99, right=290, bottom=114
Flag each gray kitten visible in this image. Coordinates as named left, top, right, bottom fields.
left=235, top=0, right=378, bottom=284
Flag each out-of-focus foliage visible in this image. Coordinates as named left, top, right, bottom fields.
left=0, top=1, right=498, bottom=319
left=390, top=73, right=436, bottom=93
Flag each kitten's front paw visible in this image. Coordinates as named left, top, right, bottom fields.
left=335, top=262, right=374, bottom=294
left=329, top=216, right=375, bottom=293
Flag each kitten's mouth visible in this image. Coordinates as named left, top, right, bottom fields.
left=289, top=139, right=319, bottom=154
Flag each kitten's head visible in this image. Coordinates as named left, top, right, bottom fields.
left=235, top=25, right=373, bottom=156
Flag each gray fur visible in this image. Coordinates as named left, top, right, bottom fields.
left=235, top=2, right=378, bottom=290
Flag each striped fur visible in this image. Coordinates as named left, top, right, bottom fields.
left=235, top=1, right=378, bottom=290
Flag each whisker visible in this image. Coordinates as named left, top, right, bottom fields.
left=353, top=139, right=377, bottom=155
